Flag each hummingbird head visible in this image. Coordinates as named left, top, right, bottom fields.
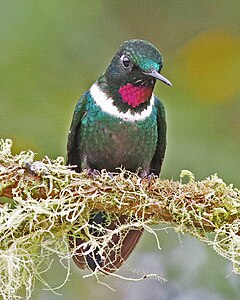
left=98, top=39, right=172, bottom=110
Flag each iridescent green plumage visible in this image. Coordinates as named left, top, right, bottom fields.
left=67, top=39, right=170, bottom=273
left=67, top=91, right=166, bottom=175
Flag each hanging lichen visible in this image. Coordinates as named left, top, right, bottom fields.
left=0, top=139, right=240, bottom=300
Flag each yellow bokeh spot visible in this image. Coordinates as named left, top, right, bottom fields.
left=177, top=31, right=240, bottom=102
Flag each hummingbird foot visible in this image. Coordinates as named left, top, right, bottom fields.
left=87, top=168, right=101, bottom=177
left=139, top=172, right=156, bottom=188
left=87, top=168, right=115, bottom=179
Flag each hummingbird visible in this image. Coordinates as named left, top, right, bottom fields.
left=67, top=39, right=171, bottom=273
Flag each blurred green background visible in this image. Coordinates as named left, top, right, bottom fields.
left=1, top=1, right=240, bottom=299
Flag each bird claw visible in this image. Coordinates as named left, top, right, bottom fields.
left=87, top=168, right=101, bottom=178
left=87, top=169, right=115, bottom=180
left=139, top=172, right=155, bottom=188
left=107, top=172, right=114, bottom=179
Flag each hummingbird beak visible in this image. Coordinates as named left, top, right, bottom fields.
left=143, top=69, right=172, bottom=86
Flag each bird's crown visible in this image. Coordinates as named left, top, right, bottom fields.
left=117, top=39, right=163, bottom=73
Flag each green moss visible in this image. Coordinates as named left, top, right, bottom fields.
left=1, top=139, right=240, bottom=299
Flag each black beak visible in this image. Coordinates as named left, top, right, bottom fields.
left=143, top=69, right=172, bottom=86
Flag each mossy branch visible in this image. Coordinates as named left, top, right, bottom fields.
left=0, top=139, right=240, bottom=299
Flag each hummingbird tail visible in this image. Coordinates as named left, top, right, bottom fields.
left=71, top=215, right=143, bottom=273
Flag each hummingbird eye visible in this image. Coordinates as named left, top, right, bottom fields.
left=120, top=55, right=132, bottom=69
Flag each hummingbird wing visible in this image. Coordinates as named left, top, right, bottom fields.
left=67, top=93, right=88, bottom=171
left=149, top=96, right=167, bottom=175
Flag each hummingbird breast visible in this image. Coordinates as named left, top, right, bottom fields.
left=79, top=96, right=158, bottom=173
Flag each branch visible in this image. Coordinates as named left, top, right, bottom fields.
left=0, top=139, right=240, bottom=299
